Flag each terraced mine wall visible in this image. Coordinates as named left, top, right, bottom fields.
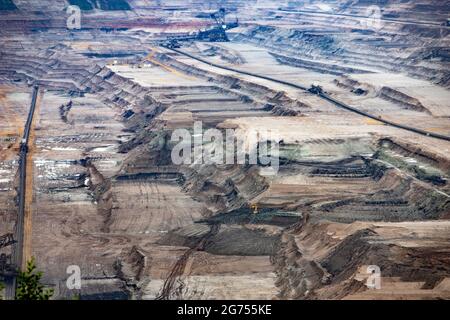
left=0, top=0, right=449, bottom=300
left=232, top=25, right=450, bottom=87
left=68, top=0, right=131, bottom=11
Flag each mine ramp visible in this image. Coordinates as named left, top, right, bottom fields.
left=3, top=85, right=39, bottom=300
left=166, top=47, right=450, bottom=142
left=15, top=85, right=39, bottom=269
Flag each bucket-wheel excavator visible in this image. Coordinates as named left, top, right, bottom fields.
left=161, top=8, right=239, bottom=48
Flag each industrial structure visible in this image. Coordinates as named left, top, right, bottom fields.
left=161, top=8, right=239, bottom=48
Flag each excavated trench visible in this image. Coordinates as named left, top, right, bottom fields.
left=274, top=221, right=450, bottom=299
left=111, top=124, right=450, bottom=298
left=1, top=6, right=449, bottom=299
left=79, top=83, right=449, bottom=298
left=2, top=75, right=448, bottom=300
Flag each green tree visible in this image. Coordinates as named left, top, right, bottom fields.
left=15, top=257, right=54, bottom=300
left=0, top=281, right=5, bottom=300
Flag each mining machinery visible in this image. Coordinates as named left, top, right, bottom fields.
left=0, top=254, right=16, bottom=278
left=308, top=84, right=325, bottom=95
left=0, top=233, right=15, bottom=249
left=161, top=8, right=239, bottom=48
left=196, top=8, right=239, bottom=42
left=0, top=234, right=17, bottom=281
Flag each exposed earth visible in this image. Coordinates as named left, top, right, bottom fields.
left=0, top=0, right=449, bottom=300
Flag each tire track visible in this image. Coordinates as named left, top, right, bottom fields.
left=156, top=223, right=220, bottom=300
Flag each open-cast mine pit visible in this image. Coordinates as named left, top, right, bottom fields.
left=0, top=0, right=449, bottom=301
